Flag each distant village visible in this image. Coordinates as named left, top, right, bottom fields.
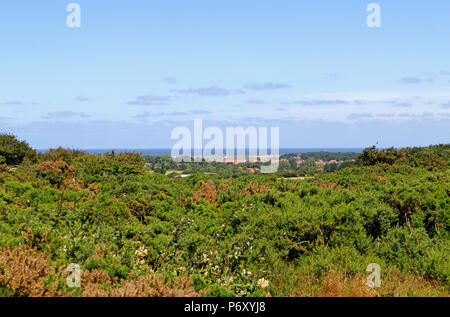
left=145, top=152, right=359, bottom=175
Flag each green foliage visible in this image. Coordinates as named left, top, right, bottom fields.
left=206, top=285, right=236, bottom=297
left=37, top=147, right=85, bottom=164
left=74, top=151, right=146, bottom=180
left=36, top=160, right=75, bottom=187
left=377, top=227, right=449, bottom=282
left=191, top=274, right=208, bottom=292
left=0, top=143, right=448, bottom=296
left=357, top=145, right=447, bottom=168
left=0, top=134, right=36, bottom=165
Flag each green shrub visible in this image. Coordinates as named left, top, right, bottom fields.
left=206, top=285, right=236, bottom=297
left=378, top=227, right=432, bottom=275
left=0, top=134, right=36, bottom=165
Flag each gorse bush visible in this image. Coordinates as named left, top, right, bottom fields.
left=0, top=134, right=36, bottom=165
left=357, top=145, right=448, bottom=169
left=377, top=227, right=449, bottom=283
left=36, top=160, right=75, bottom=188
left=0, top=143, right=448, bottom=297
left=0, top=156, right=6, bottom=172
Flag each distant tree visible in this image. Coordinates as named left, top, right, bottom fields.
left=289, top=158, right=298, bottom=170
left=279, top=161, right=291, bottom=171
left=0, top=134, right=36, bottom=165
left=357, top=146, right=402, bottom=166
left=324, top=162, right=338, bottom=172
left=356, top=146, right=379, bottom=166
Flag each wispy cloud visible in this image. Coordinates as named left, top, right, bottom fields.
left=164, top=77, right=178, bottom=84
left=376, top=113, right=395, bottom=118
left=347, top=113, right=373, bottom=120
left=76, top=95, right=91, bottom=102
left=399, top=77, right=422, bottom=84
left=397, top=112, right=436, bottom=119
left=243, top=82, right=292, bottom=91
left=133, top=109, right=212, bottom=121
left=132, top=112, right=151, bottom=120
left=441, top=101, right=450, bottom=109
left=10, top=117, right=449, bottom=149
left=127, top=95, right=170, bottom=106
left=288, top=99, right=350, bottom=106
left=422, top=112, right=434, bottom=118
left=43, top=111, right=90, bottom=119
left=171, top=86, right=231, bottom=96
left=4, top=101, right=37, bottom=106
left=353, top=100, right=369, bottom=105
left=392, top=102, right=413, bottom=107
left=325, top=73, right=338, bottom=80
left=190, top=109, right=212, bottom=114
left=133, top=111, right=187, bottom=120
left=4, top=101, right=23, bottom=105
left=246, top=98, right=266, bottom=105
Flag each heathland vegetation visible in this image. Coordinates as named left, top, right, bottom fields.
left=0, top=133, right=448, bottom=297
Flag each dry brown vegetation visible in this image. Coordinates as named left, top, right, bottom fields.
left=1, top=245, right=447, bottom=297
left=243, top=183, right=269, bottom=196
left=218, top=182, right=230, bottom=192
left=0, top=246, right=202, bottom=297
left=36, top=160, right=75, bottom=188
left=0, top=245, right=68, bottom=297
left=280, top=270, right=449, bottom=297
left=81, top=271, right=202, bottom=297
left=193, top=180, right=217, bottom=204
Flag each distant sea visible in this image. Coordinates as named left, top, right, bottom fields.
left=37, top=148, right=363, bottom=156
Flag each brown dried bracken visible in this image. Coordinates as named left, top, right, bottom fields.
left=283, top=270, right=448, bottom=297
left=0, top=245, right=202, bottom=297
left=243, top=183, right=269, bottom=196
left=193, top=180, right=217, bottom=204
left=0, top=245, right=68, bottom=297
left=82, top=272, right=203, bottom=297
left=316, top=270, right=378, bottom=297
left=218, top=183, right=229, bottom=192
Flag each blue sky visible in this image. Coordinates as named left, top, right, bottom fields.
left=0, top=0, right=449, bottom=149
